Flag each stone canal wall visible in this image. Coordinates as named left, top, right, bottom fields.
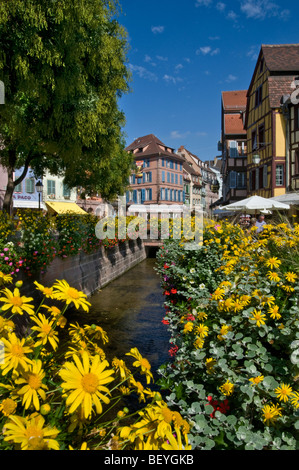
left=20, top=239, right=147, bottom=299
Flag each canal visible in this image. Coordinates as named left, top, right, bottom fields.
left=67, top=257, right=170, bottom=383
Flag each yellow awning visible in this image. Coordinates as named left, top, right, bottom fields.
left=45, top=201, right=87, bottom=215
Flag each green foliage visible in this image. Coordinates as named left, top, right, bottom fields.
left=0, top=0, right=132, bottom=211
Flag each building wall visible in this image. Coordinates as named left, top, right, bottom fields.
left=18, top=239, right=147, bottom=300
left=127, top=155, right=184, bottom=205
left=43, top=171, right=77, bottom=204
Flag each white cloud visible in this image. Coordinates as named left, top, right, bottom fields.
left=170, top=130, right=191, bottom=139
left=196, top=46, right=220, bottom=56
left=240, top=0, right=290, bottom=20
left=216, top=2, right=226, bottom=11
left=128, top=64, right=158, bottom=82
left=163, top=75, right=183, bottom=85
left=195, top=0, right=213, bottom=6
left=227, top=10, right=238, bottom=21
left=247, top=45, right=260, bottom=61
left=175, top=63, right=184, bottom=71
left=156, top=55, right=168, bottom=62
left=226, top=74, right=238, bottom=82
left=151, top=25, right=165, bottom=34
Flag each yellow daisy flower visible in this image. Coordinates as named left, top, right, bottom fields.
left=34, top=281, right=54, bottom=298
left=275, top=383, right=293, bottom=402
left=0, top=398, right=17, bottom=416
left=265, top=257, right=281, bottom=269
left=31, top=313, right=59, bottom=351
left=52, top=280, right=91, bottom=312
left=249, top=375, right=264, bottom=386
left=0, top=333, right=33, bottom=375
left=262, top=403, right=282, bottom=426
left=285, top=272, right=297, bottom=283
left=126, top=347, right=153, bottom=384
left=15, top=360, right=48, bottom=411
left=268, top=305, right=281, bottom=320
left=59, top=351, right=114, bottom=419
left=0, top=288, right=35, bottom=316
left=290, top=391, right=299, bottom=409
left=219, top=380, right=234, bottom=396
left=195, top=323, right=209, bottom=338
left=3, top=413, right=60, bottom=450
left=0, top=271, right=13, bottom=284
left=249, top=309, right=267, bottom=327
left=267, top=271, right=280, bottom=283
left=162, top=428, right=192, bottom=450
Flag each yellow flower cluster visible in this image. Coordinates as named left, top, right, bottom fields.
left=0, top=275, right=190, bottom=450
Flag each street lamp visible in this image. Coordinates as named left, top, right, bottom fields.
left=252, top=154, right=261, bottom=165
left=35, top=180, right=43, bottom=210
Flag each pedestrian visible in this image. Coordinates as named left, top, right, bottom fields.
left=256, top=214, right=266, bottom=233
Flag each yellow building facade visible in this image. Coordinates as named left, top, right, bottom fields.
left=246, top=44, right=299, bottom=198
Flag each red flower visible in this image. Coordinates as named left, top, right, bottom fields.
left=162, top=318, right=170, bottom=325
left=170, top=288, right=177, bottom=294
left=169, top=345, right=178, bottom=357
left=163, top=263, right=170, bottom=269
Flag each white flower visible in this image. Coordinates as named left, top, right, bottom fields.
left=199, top=283, right=205, bottom=290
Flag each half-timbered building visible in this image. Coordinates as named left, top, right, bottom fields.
left=245, top=44, right=299, bottom=198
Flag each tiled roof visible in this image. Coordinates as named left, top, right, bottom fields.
left=268, top=75, right=296, bottom=108
left=262, top=44, right=299, bottom=72
left=224, top=113, right=246, bottom=135
left=222, top=90, right=247, bottom=111
left=125, top=134, right=184, bottom=160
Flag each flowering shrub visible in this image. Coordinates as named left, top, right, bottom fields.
left=0, top=276, right=190, bottom=450
left=16, top=210, right=57, bottom=276
left=0, top=212, right=147, bottom=277
left=156, top=219, right=299, bottom=450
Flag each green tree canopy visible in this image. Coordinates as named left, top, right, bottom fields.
left=0, top=0, right=132, bottom=213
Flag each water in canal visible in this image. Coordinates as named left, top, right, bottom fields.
left=67, top=257, right=170, bottom=383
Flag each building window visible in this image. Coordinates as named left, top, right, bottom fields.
left=251, top=130, right=257, bottom=151
left=63, top=184, right=71, bottom=199
left=255, top=85, right=263, bottom=107
left=145, top=172, right=152, bottom=182
left=237, top=172, right=246, bottom=189
left=14, top=182, right=22, bottom=193
left=25, top=178, right=35, bottom=194
left=263, top=165, right=268, bottom=188
left=258, top=124, right=265, bottom=147
left=229, top=141, right=238, bottom=158
left=276, top=165, right=284, bottom=187
left=47, top=180, right=56, bottom=196
left=145, top=188, right=152, bottom=201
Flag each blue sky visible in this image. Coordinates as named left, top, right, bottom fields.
left=118, top=1, right=299, bottom=161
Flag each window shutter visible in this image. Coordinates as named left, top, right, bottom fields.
left=133, top=190, right=137, bottom=203
left=230, top=171, right=236, bottom=188
left=149, top=172, right=152, bottom=182
left=263, top=165, right=268, bottom=188
left=149, top=188, right=152, bottom=200
left=141, top=189, right=145, bottom=203
left=162, top=171, right=165, bottom=182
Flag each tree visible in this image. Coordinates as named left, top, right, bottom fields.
left=0, top=0, right=132, bottom=214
